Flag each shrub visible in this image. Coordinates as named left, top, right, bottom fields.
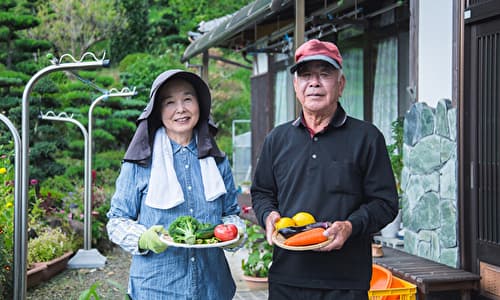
left=27, top=227, right=73, bottom=265
left=0, top=144, right=14, bottom=298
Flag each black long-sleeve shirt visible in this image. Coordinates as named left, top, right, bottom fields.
left=251, top=104, right=398, bottom=290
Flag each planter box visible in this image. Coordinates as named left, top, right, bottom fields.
left=26, top=263, right=48, bottom=289
left=27, top=251, right=74, bottom=288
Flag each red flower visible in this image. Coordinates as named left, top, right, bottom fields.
left=30, top=179, right=38, bottom=185
left=4, top=265, right=11, bottom=271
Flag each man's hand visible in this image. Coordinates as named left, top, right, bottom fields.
left=138, top=225, right=168, bottom=253
left=317, top=220, right=352, bottom=252
left=265, top=211, right=281, bottom=245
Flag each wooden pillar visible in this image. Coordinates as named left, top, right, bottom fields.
left=294, top=0, right=305, bottom=116
left=408, top=0, right=419, bottom=102
left=201, top=50, right=209, bottom=83
left=295, top=0, right=305, bottom=49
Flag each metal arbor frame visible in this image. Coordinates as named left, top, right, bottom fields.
left=39, top=91, right=136, bottom=270
left=0, top=114, right=22, bottom=300
left=15, top=52, right=109, bottom=300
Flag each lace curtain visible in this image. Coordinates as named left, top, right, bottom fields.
left=274, top=70, right=295, bottom=126
left=341, top=47, right=364, bottom=120
left=372, top=37, right=398, bottom=144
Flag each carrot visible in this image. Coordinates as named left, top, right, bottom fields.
left=283, top=227, right=328, bottom=246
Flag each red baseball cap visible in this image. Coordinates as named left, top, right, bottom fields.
left=290, top=39, right=343, bottom=73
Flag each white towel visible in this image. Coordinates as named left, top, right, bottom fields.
left=145, top=128, right=226, bottom=209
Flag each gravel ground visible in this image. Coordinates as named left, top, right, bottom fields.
left=27, top=246, right=131, bottom=300
left=26, top=245, right=268, bottom=300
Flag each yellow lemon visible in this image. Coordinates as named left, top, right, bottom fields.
left=275, top=217, right=296, bottom=230
left=292, top=212, right=316, bottom=227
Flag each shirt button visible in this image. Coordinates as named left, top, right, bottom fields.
left=189, top=208, right=194, bottom=213
left=313, top=137, right=318, bottom=142
left=187, top=186, right=192, bottom=190
left=182, top=148, right=186, bottom=152
left=191, top=257, right=195, bottom=262
left=185, top=164, right=189, bottom=169
left=312, top=154, right=317, bottom=159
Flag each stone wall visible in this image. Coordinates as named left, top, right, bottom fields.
left=401, top=99, right=458, bottom=267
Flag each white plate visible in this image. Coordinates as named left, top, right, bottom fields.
left=160, top=232, right=240, bottom=248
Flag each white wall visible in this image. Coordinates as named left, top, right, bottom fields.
left=418, top=0, right=453, bottom=107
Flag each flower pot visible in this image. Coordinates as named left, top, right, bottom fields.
left=242, top=274, right=268, bottom=283
left=380, top=209, right=402, bottom=238
left=242, top=274, right=269, bottom=290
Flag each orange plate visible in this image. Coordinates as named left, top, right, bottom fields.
left=272, top=230, right=333, bottom=251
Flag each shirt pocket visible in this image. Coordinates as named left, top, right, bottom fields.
left=323, top=161, right=362, bottom=195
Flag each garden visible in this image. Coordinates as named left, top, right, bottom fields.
left=0, top=0, right=253, bottom=298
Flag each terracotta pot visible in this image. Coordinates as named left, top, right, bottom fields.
left=27, top=251, right=74, bottom=288
left=242, top=274, right=268, bottom=290
left=242, top=274, right=268, bottom=282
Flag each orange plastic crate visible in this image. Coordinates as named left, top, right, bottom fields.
left=369, top=276, right=417, bottom=300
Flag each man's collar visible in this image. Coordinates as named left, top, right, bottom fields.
left=292, top=102, right=347, bottom=129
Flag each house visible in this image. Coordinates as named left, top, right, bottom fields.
left=182, top=0, right=500, bottom=298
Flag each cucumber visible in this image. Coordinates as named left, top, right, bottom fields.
left=195, top=226, right=215, bottom=239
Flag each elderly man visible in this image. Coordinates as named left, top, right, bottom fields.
left=251, top=39, right=398, bottom=300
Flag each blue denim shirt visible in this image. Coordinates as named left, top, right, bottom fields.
left=107, top=138, right=240, bottom=300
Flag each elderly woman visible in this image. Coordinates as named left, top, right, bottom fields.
left=106, top=70, right=242, bottom=300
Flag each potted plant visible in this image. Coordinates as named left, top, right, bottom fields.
left=241, top=222, right=273, bottom=281
left=27, top=225, right=74, bottom=288
left=381, top=117, right=404, bottom=238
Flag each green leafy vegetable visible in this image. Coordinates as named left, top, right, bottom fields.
left=168, top=216, right=200, bottom=244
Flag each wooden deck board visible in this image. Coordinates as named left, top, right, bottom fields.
left=374, top=247, right=480, bottom=299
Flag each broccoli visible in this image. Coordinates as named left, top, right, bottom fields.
left=168, top=216, right=200, bottom=244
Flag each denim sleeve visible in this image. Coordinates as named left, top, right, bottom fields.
left=218, top=157, right=240, bottom=217
left=106, top=162, right=148, bottom=255
left=221, top=214, right=247, bottom=252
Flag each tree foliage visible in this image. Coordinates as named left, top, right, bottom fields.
left=163, top=0, right=253, bottom=35
left=28, top=0, right=126, bottom=57
left=1, top=0, right=253, bottom=181
left=109, top=0, right=149, bottom=64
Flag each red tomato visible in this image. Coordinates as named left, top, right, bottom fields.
left=214, top=224, right=238, bottom=241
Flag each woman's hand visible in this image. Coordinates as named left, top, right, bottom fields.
left=138, top=225, right=168, bottom=253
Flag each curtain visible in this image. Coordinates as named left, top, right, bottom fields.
left=372, top=37, right=398, bottom=144
left=274, top=70, right=295, bottom=126
left=341, top=47, right=364, bottom=120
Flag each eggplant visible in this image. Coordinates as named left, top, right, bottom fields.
left=277, top=221, right=331, bottom=238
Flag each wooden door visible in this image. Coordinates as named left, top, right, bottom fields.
left=463, top=2, right=500, bottom=297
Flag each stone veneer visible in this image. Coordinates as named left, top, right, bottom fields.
left=401, top=99, right=458, bottom=267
